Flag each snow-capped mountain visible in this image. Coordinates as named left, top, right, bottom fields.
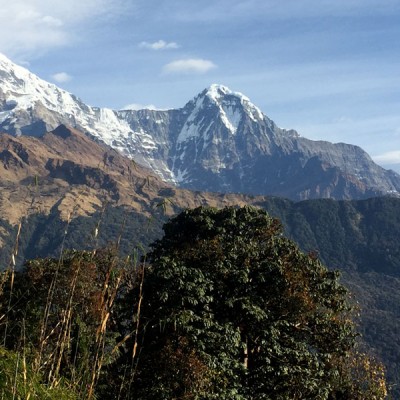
left=0, top=53, right=174, bottom=182
left=114, top=84, right=400, bottom=199
left=1, top=53, right=399, bottom=200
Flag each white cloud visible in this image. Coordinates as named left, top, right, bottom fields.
left=51, top=72, right=72, bottom=83
left=120, top=103, right=159, bottom=110
left=0, top=0, right=127, bottom=57
left=372, top=151, right=400, bottom=165
left=163, top=59, right=217, bottom=75
left=139, top=40, right=179, bottom=50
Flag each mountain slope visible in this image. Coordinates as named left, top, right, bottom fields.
left=1, top=53, right=399, bottom=200
left=0, top=123, right=264, bottom=228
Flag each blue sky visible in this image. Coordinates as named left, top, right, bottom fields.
left=1, top=0, right=400, bottom=171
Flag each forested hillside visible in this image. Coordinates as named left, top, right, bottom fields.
left=1, top=196, right=400, bottom=396
left=0, top=206, right=388, bottom=399
left=3, top=197, right=400, bottom=276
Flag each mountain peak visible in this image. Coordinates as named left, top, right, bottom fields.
left=200, top=84, right=264, bottom=123
left=205, top=84, right=247, bottom=102
left=0, top=52, right=73, bottom=119
left=205, top=84, right=232, bottom=99
left=178, top=84, right=263, bottom=143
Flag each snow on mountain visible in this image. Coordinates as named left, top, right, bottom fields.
left=0, top=53, right=176, bottom=182
left=206, top=84, right=264, bottom=127
left=1, top=53, right=400, bottom=200
left=174, top=84, right=265, bottom=145
left=0, top=53, right=98, bottom=125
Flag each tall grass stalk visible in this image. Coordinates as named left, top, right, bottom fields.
left=35, top=212, right=72, bottom=372
left=87, top=256, right=124, bottom=399
left=2, top=222, right=22, bottom=346
left=131, top=259, right=145, bottom=363
left=12, top=350, right=20, bottom=400
left=48, top=257, right=82, bottom=386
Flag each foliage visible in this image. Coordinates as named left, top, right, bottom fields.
left=0, top=346, right=79, bottom=399
left=133, top=206, right=387, bottom=399
left=333, top=350, right=387, bottom=399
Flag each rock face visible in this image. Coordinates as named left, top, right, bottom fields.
left=1, top=53, right=399, bottom=200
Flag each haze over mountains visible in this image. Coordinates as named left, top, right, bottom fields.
left=1, top=53, right=399, bottom=201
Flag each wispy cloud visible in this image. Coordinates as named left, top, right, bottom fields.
left=163, top=59, right=217, bottom=75
left=51, top=72, right=72, bottom=83
left=139, top=40, right=179, bottom=50
left=230, top=58, right=400, bottom=110
left=0, top=0, right=127, bottom=57
left=373, top=151, right=400, bottom=165
left=165, top=0, right=400, bottom=23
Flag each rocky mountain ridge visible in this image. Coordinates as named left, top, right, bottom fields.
left=1, top=53, right=399, bottom=200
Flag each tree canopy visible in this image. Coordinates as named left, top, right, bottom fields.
left=133, top=206, right=386, bottom=399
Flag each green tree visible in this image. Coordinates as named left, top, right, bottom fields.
left=133, top=206, right=386, bottom=399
